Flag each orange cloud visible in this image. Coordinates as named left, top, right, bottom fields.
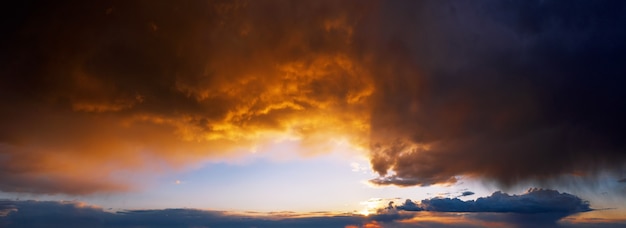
left=3, top=0, right=626, bottom=196
left=0, top=0, right=376, bottom=194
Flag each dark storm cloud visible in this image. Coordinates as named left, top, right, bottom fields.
left=366, top=0, right=626, bottom=187
left=1, top=0, right=626, bottom=195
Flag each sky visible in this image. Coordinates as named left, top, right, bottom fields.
left=1, top=0, right=626, bottom=227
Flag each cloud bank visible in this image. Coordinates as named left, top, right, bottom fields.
left=1, top=0, right=626, bottom=194
left=398, top=188, right=591, bottom=214
left=2, top=189, right=622, bottom=228
left=0, top=200, right=365, bottom=228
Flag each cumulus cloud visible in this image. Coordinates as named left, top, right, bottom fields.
left=396, top=199, right=422, bottom=212
left=397, top=188, right=590, bottom=214
left=423, top=188, right=591, bottom=214
left=392, top=188, right=592, bottom=225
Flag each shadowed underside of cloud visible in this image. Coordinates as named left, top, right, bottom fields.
left=412, top=188, right=590, bottom=213
left=393, top=188, right=591, bottom=225
left=1, top=0, right=626, bottom=194
left=0, top=200, right=366, bottom=228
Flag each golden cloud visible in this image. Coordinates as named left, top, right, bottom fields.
left=3, top=0, right=626, bottom=195
left=0, top=0, right=376, bottom=194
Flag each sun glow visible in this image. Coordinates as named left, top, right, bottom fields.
left=359, top=209, right=371, bottom=216
left=358, top=198, right=386, bottom=216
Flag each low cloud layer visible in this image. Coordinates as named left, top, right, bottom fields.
left=1, top=0, right=626, bottom=194
left=0, top=200, right=365, bottom=228
left=1, top=189, right=622, bottom=228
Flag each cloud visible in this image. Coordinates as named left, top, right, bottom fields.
left=0, top=199, right=368, bottom=228
left=396, top=199, right=422, bottom=212
left=392, top=188, right=592, bottom=225
left=1, top=0, right=626, bottom=195
left=396, top=188, right=592, bottom=214
left=0, top=0, right=374, bottom=194
left=560, top=216, right=626, bottom=228
left=460, top=191, right=475, bottom=197
left=366, top=0, right=626, bottom=187
left=0, top=196, right=621, bottom=228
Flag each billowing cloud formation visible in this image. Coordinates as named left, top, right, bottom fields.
left=409, top=188, right=591, bottom=214
left=0, top=0, right=374, bottom=194
left=366, top=0, right=626, bottom=186
left=2, top=0, right=626, bottom=194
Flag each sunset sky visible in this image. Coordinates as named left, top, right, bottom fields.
left=1, top=0, right=626, bottom=227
